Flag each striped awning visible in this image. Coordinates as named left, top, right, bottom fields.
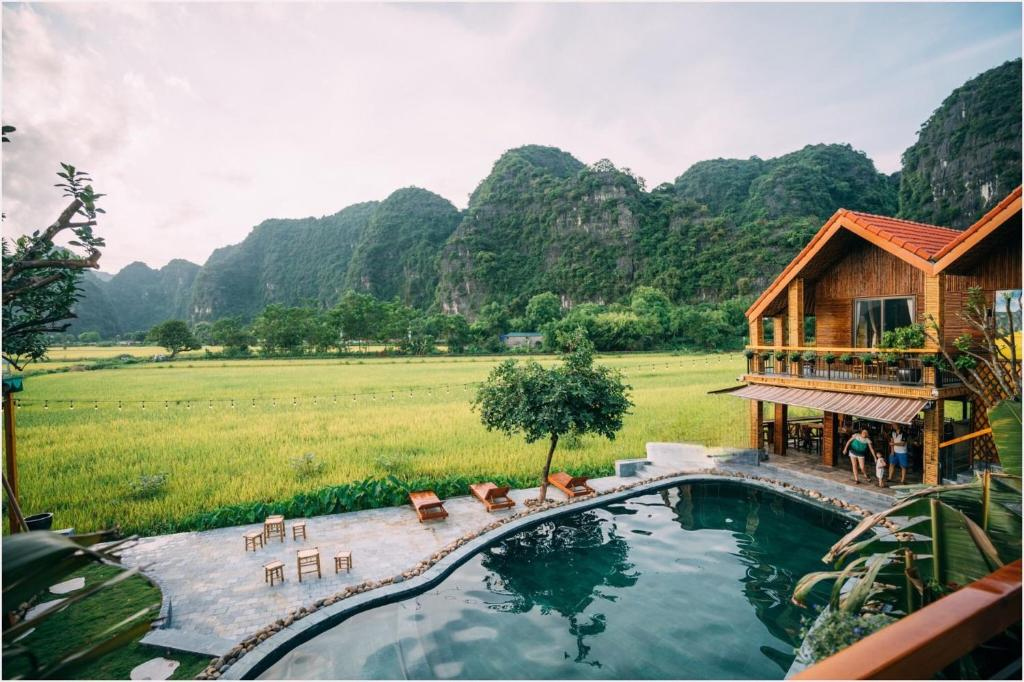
left=723, top=384, right=927, bottom=424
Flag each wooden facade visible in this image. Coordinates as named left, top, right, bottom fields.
left=741, top=188, right=1022, bottom=485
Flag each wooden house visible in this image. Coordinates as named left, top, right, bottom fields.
left=730, top=187, right=1021, bottom=484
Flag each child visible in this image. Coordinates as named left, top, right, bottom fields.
left=874, top=452, right=887, bottom=488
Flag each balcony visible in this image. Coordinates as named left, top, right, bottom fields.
left=744, top=346, right=963, bottom=389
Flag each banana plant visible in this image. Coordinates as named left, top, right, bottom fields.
left=2, top=531, right=156, bottom=680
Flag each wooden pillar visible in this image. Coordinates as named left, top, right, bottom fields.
left=822, top=411, right=837, bottom=466
left=748, top=317, right=764, bottom=347
left=923, top=273, right=945, bottom=350
left=923, top=400, right=944, bottom=485
left=787, top=279, right=805, bottom=347
left=3, top=391, right=18, bottom=534
left=749, top=400, right=763, bottom=450
left=773, top=403, right=787, bottom=455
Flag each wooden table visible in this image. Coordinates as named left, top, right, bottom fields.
left=334, top=550, right=353, bottom=574
left=264, top=560, right=284, bottom=586
left=243, top=530, right=264, bottom=552
left=264, top=515, right=285, bottom=543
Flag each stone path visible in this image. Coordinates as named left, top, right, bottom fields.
left=123, top=442, right=891, bottom=657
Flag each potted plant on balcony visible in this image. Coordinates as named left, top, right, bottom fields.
left=881, top=324, right=926, bottom=385
left=836, top=353, right=853, bottom=380
left=801, top=350, right=816, bottom=376
left=823, top=352, right=837, bottom=379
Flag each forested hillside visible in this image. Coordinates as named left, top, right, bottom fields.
left=69, top=260, right=200, bottom=337
left=344, top=188, right=462, bottom=310
left=69, top=59, right=1021, bottom=337
left=898, top=58, right=1021, bottom=227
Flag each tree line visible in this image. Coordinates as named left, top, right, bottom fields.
left=128, top=287, right=751, bottom=359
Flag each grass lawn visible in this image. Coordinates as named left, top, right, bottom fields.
left=8, top=352, right=748, bottom=535
left=4, top=564, right=209, bottom=679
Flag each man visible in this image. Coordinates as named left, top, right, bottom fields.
left=887, top=423, right=909, bottom=485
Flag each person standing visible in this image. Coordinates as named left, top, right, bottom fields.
left=888, top=423, right=909, bottom=485
left=843, top=428, right=875, bottom=484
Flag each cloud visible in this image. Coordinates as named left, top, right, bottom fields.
left=2, top=2, right=1020, bottom=272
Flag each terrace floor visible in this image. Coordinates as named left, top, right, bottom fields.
left=120, top=443, right=893, bottom=658
left=764, top=448, right=924, bottom=496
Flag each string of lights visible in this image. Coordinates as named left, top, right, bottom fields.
left=6, top=354, right=744, bottom=411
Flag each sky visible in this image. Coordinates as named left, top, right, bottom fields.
left=2, top=2, right=1021, bottom=273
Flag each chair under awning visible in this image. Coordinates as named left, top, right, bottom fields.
left=721, top=384, right=928, bottom=425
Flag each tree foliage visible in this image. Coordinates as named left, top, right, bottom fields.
left=147, top=320, right=199, bottom=358
left=2, top=158, right=106, bottom=369
left=473, top=328, right=632, bottom=501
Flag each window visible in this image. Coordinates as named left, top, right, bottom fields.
left=995, top=290, right=1022, bottom=334
left=853, top=296, right=914, bottom=348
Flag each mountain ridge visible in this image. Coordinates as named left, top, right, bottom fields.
left=70, top=59, right=1021, bottom=336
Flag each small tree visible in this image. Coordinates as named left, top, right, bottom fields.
left=923, top=287, right=1021, bottom=400
left=2, top=157, right=106, bottom=369
left=473, top=328, right=632, bottom=502
left=148, top=320, right=199, bottom=358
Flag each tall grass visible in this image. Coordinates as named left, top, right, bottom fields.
left=7, top=353, right=747, bottom=535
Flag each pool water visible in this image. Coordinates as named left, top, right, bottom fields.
left=259, top=482, right=853, bottom=680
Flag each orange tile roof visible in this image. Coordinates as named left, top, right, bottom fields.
left=842, top=211, right=962, bottom=259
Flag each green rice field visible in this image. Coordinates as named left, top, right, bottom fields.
left=6, top=352, right=748, bottom=535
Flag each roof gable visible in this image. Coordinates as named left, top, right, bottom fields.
left=932, top=186, right=1022, bottom=270
left=746, top=187, right=1023, bottom=320
left=745, top=211, right=958, bottom=319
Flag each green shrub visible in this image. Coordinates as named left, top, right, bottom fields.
left=798, top=609, right=897, bottom=664
left=839, top=353, right=854, bottom=364
left=146, top=468, right=608, bottom=536
left=128, top=473, right=169, bottom=500
left=290, top=452, right=326, bottom=479
left=880, top=324, right=926, bottom=350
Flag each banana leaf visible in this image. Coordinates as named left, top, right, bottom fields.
left=2, top=533, right=118, bottom=609
left=3, top=567, right=144, bottom=642
left=988, top=400, right=1022, bottom=476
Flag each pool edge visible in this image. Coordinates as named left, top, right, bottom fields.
left=222, top=472, right=859, bottom=680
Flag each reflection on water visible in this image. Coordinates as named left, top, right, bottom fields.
left=260, top=482, right=851, bottom=680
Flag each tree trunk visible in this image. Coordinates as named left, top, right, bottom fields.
left=538, top=433, right=559, bottom=502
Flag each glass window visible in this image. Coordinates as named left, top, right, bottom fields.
left=995, top=290, right=1022, bottom=334
left=853, top=297, right=914, bottom=348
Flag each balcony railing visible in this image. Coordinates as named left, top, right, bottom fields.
left=744, top=346, right=962, bottom=388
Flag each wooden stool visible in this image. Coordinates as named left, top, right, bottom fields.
left=297, top=547, right=321, bottom=582
left=264, top=515, right=285, bottom=543
left=264, top=560, right=284, bottom=586
left=292, top=521, right=307, bottom=541
left=243, top=530, right=264, bottom=552
left=334, top=551, right=353, bottom=573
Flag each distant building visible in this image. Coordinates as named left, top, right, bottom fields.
left=500, top=332, right=543, bottom=349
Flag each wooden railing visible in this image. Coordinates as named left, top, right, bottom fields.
left=743, top=347, right=962, bottom=388
left=746, top=345, right=936, bottom=354
left=793, top=560, right=1022, bottom=680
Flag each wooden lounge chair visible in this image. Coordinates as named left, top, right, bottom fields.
left=469, top=482, right=516, bottom=512
left=409, top=490, right=448, bottom=522
left=548, top=472, right=595, bottom=498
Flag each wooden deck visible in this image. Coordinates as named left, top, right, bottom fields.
left=765, top=448, right=923, bottom=495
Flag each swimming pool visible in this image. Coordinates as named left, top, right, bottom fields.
left=259, top=481, right=853, bottom=679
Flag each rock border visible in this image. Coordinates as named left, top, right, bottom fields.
left=202, top=469, right=888, bottom=680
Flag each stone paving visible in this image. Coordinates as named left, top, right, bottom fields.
left=123, top=442, right=891, bottom=657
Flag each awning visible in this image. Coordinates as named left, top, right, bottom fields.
left=722, top=384, right=927, bottom=424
